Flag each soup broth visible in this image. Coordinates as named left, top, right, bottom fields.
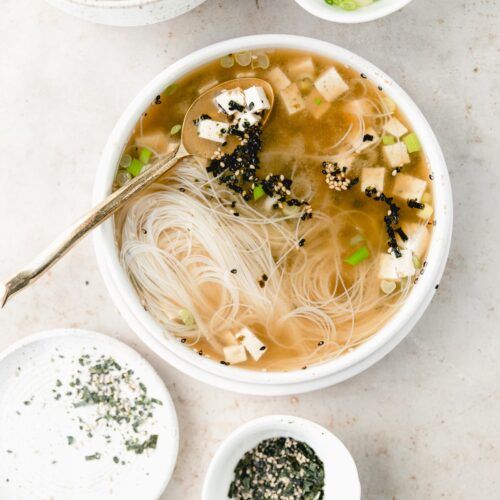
left=115, top=49, right=434, bottom=371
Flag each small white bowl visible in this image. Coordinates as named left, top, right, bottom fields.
left=202, top=415, right=361, bottom=500
left=93, top=34, right=453, bottom=396
left=45, top=0, right=208, bottom=26
left=295, top=0, right=414, bottom=23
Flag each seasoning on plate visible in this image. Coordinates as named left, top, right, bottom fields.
left=228, top=436, right=325, bottom=499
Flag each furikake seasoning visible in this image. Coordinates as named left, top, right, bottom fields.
left=54, top=354, right=163, bottom=463
left=207, top=125, right=312, bottom=218
left=228, top=437, right=325, bottom=500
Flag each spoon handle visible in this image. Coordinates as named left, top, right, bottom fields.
left=1, top=148, right=183, bottom=308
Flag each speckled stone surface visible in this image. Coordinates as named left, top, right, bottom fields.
left=0, top=1, right=499, bottom=498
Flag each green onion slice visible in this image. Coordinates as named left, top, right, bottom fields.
left=253, top=185, right=265, bottom=200
left=170, top=124, right=182, bottom=135
left=139, top=147, right=152, bottom=164
left=127, top=158, right=143, bottom=177
left=344, top=245, right=370, bottom=266
left=403, top=132, right=421, bottom=153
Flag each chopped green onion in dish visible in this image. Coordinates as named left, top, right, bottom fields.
left=139, top=147, right=152, bottom=164
left=382, top=135, right=396, bottom=145
left=170, top=124, right=182, bottom=135
left=163, top=83, right=178, bottom=96
left=179, top=309, right=195, bottom=327
left=403, top=132, right=421, bottom=153
left=253, top=185, right=265, bottom=200
left=345, top=245, right=370, bottom=266
left=116, top=170, right=132, bottom=187
left=324, top=0, right=374, bottom=10
left=127, top=158, right=143, bottom=177
left=220, top=54, right=234, bottom=69
left=119, top=153, right=132, bottom=168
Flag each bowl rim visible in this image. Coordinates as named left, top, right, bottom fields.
left=294, top=0, right=414, bottom=23
left=92, top=34, right=453, bottom=395
left=201, top=414, right=361, bottom=500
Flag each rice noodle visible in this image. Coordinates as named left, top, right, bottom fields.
left=117, top=159, right=412, bottom=371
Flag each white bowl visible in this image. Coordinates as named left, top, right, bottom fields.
left=45, top=0, right=207, bottom=26
left=202, top=415, right=361, bottom=500
left=92, top=34, right=453, bottom=396
left=295, top=0, right=414, bottom=23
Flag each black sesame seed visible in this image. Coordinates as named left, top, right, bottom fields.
left=230, top=269, right=238, bottom=274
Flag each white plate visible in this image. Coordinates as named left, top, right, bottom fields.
left=203, top=415, right=361, bottom=500
left=0, top=329, right=179, bottom=500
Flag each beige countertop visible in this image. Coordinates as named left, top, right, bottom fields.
left=0, top=0, right=499, bottom=498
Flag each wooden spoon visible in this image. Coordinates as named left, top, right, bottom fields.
left=1, top=78, right=274, bottom=307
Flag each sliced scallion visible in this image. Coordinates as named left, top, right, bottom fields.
left=382, top=135, right=396, bottom=145
left=170, top=124, right=182, bottom=136
left=127, top=158, right=143, bottom=177
left=164, top=83, right=178, bottom=96
left=119, top=153, right=132, bottom=168
left=178, top=309, right=195, bottom=327
left=253, top=185, right=265, bottom=200
left=344, top=246, right=370, bottom=266
left=349, top=234, right=364, bottom=246
left=403, top=132, right=421, bottom=153
left=139, top=147, right=152, bottom=164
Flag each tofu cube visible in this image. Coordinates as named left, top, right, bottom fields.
left=378, top=250, right=415, bottom=280
left=401, top=223, right=430, bottom=258
left=136, top=130, right=169, bottom=154
left=215, top=88, right=246, bottom=116
left=352, top=127, right=379, bottom=153
left=235, top=327, right=267, bottom=361
left=220, top=333, right=238, bottom=347
left=197, top=119, right=228, bottom=143
left=383, top=142, right=410, bottom=168
left=304, top=88, right=331, bottom=119
left=267, top=67, right=291, bottom=91
left=394, top=249, right=416, bottom=277
left=243, top=86, right=270, bottom=113
left=235, top=111, right=261, bottom=131
left=392, top=174, right=427, bottom=202
left=223, top=345, right=247, bottom=365
left=361, top=167, right=385, bottom=193
left=280, top=83, right=306, bottom=115
left=314, top=67, right=349, bottom=102
left=378, top=254, right=399, bottom=281
left=383, top=117, right=408, bottom=138
left=287, top=57, right=315, bottom=80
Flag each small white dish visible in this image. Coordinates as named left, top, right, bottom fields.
left=45, top=0, right=208, bottom=26
left=202, top=415, right=361, bottom=500
left=0, top=329, right=179, bottom=500
left=295, top=0, right=414, bottom=23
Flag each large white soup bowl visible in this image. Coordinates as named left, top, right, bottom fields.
left=93, top=35, right=452, bottom=396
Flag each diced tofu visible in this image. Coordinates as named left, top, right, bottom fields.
left=416, top=203, right=434, bottom=220
left=243, top=86, right=270, bottom=113
left=220, top=333, right=238, bottom=346
left=267, top=67, right=291, bottom=91
left=235, top=111, right=261, bottom=131
left=378, top=250, right=416, bottom=280
left=197, top=119, right=228, bottom=143
left=361, top=167, right=385, bottom=193
left=235, top=327, right=267, bottom=361
left=136, top=130, right=169, bottom=154
left=288, top=57, right=315, bottom=80
left=223, top=345, right=247, bottom=365
left=351, top=127, right=379, bottom=153
left=383, top=117, right=408, bottom=138
left=378, top=254, right=399, bottom=281
left=401, top=223, right=430, bottom=258
left=394, top=249, right=416, bottom=277
left=314, top=67, right=349, bottom=102
left=280, top=83, right=306, bottom=115
left=383, top=142, right=410, bottom=168
left=392, top=174, right=427, bottom=202
left=304, top=88, right=331, bottom=119
left=215, top=88, right=246, bottom=116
